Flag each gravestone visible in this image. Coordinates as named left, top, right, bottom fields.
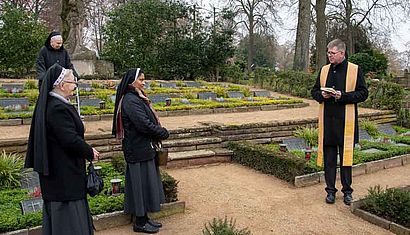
left=359, top=129, right=372, bottom=141
left=377, top=124, right=396, bottom=136
left=159, top=82, right=177, bottom=89
left=227, top=91, right=245, bottom=99
left=361, top=148, right=384, bottom=154
left=282, top=137, right=308, bottom=151
left=0, top=98, right=29, bottom=111
left=21, top=171, right=40, bottom=190
left=110, top=95, right=116, bottom=103
left=184, top=81, right=202, bottom=88
left=80, top=98, right=102, bottom=107
left=20, top=198, right=43, bottom=214
left=144, top=82, right=151, bottom=90
left=180, top=98, right=190, bottom=104
left=253, top=90, right=271, bottom=97
left=197, top=92, right=217, bottom=100
left=149, top=94, right=170, bottom=103
left=78, top=83, right=93, bottom=92
left=2, top=83, right=24, bottom=93
left=215, top=97, right=225, bottom=102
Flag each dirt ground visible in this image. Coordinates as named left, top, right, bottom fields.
left=96, top=163, right=410, bottom=235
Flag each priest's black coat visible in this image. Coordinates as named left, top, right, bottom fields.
left=311, top=60, right=368, bottom=146
left=121, top=90, right=169, bottom=163
left=39, top=96, right=94, bottom=201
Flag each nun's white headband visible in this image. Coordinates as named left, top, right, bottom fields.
left=134, top=68, right=141, bottom=81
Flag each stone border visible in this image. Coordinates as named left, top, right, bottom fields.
left=4, top=201, right=185, bottom=235
left=0, top=103, right=307, bottom=126
left=294, top=154, right=410, bottom=188
left=350, top=186, right=410, bottom=235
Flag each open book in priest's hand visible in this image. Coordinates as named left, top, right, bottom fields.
left=320, top=87, right=337, bottom=95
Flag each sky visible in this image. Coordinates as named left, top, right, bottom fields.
left=196, top=0, right=410, bottom=53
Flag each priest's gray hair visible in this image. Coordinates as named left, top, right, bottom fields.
left=327, top=39, right=346, bottom=52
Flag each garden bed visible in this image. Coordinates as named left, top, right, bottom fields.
left=350, top=185, right=410, bottom=234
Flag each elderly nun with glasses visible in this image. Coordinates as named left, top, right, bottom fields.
left=25, top=63, right=99, bottom=235
left=112, top=68, right=169, bottom=234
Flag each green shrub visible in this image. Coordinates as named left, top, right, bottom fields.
left=272, top=70, right=316, bottom=98
left=202, top=217, right=251, bottom=235
left=293, top=126, right=318, bottom=147
left=0, top=151, right=25, bottom=188
left=397, top=109, right=410, bottom=128
left=349, top=50, right=388, bottom=75
left=24, top=80, right=37, bottom=90
left=361, top=79, right=404, bottom=112
left=359, top=120, right=379, bottom=138
left=161, top=170, right=179, bottom=203
left=360, top=185, right=410, bottom=228
left=111, top=153, right=126, bottom=174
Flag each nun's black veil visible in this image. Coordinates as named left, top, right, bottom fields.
left=25, top=63, right=64, bottom=175
left=112, top=68, right=142, bottom=136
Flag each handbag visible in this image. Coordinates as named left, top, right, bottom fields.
left=155, top=142, right=169, bottom=166
left=86, top=161, right=104, bottom=197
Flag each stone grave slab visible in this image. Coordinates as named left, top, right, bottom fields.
left=21, top=171, right=40, bottom=190
left=361, top=148, right=384, bottom=154
left=198, top=92, right=217, bottom=100
left=78, top=83, right=93, bottom=92
left=394, top=143, right=409, bottom=147
left=359, top=129, right=372, bottom=141
left=80, top=98, right=103, bottom=107
left=0, top=98, right=30, bottom=111
left=282, top=137, right=307, bottom=151
left=149, top=94, right=170, bottom=103
left=227, top=91, right=245, bottom=99
left=159, top=82, right=177, bottom=89
left=215, top=97, right=225, bottom=102
left=377, top=124, right=396, bottom=136
left=253, top=90, right=271, bottom=97
left=2, top=83, right=24, bottom=93
left=184, top=81, right=202, bottom=88
left=20, top=198, right=43, bottom=214
left=180, top=98, right=190, bottom=104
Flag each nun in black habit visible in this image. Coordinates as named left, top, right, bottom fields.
left=113, top=68, right=169, bottom=234
left=36, top=32, right=78, bottom=89
left=25, top=63, right=99, bottom=235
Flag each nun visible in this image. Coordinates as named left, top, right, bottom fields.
left=112, top=68, right=169, bottom=234
left=25, top=63, right=99, bottom=235
left=36, top=32, right=78, bottom=89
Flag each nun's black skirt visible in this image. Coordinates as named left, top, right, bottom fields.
left=42, top=199, right=93, bottom=235
left=124, top=159, right=165, bottom=217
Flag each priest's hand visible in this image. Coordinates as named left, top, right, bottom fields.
left=321, top=91, right=332, bottom=99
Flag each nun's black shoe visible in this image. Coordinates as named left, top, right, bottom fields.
left=147, top=219, right=162, bottom=228
left=325, top=193, right=335, bottom=204
left=133, top=223, right=159, bottom=234
left=343, top=193, right=353, bottom=205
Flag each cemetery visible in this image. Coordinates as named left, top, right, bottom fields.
left=1, top=0, right=410, bottom=234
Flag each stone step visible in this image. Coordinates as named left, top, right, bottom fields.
left=163, top=137, right=222, bottom=152
left=166, top=148, right=233, bottom=168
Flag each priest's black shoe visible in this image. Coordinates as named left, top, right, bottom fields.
left=343, top=193, right=353, bottom=205
left=325, top=193, right=335, bottom=204
left=147, top=219, right=162, bottom=228
left=133, top=223, right=159, bottom=234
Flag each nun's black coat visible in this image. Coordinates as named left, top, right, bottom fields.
left=121, top=89, right=169, bottom=163
left=36, top=32, right=77, bottom=83
left=39, top=96, right=94, bottom=201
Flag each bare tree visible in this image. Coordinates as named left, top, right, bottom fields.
left=293, top=0, right=311, bottom=71
left=228, top=0, right=281, bottom=71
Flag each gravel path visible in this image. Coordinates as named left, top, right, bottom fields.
left=97, top=163, right=410, bottom=235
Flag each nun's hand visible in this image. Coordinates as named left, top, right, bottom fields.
left=92, top=147, right=100, bottom=161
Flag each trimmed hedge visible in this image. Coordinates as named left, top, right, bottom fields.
left=360, top=185, right=410, bottom=228
left=227, top=141, right=317, bottom=183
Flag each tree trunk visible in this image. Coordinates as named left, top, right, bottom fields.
left=248, top=15, right=255, bottom=72
left=315, top=0, right=327, bottom=70
left=345, top=0, right=354, bottom=55
left=293, top=0, right=311, bottom=71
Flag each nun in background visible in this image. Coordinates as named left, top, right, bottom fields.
left=112, top=68, right=169, bottom=234
left=25, top=63, right=99, bottom=235
left=36, top=31, right=78, bottom=89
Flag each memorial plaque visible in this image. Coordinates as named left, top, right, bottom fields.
left=282, top=137, right=307, bottom=151
left=149, top=94, right=170, bottom=103
left=78, top=83, right=93, bottom=92
left=197, top=92, right=217, bottom=100
left=20, top=171, right=40, bottom=190
left=2, top=83, right=24, bottom=93
left=80, top=98, right=102, bottom=107
left=20, top=198, right=43, bottom=214
left=184, top=81, right=202, bottom=88
left=253, top=90, right=271, bottom=97
left=359, top=129, right=372, bottom=141
left=377, top=124, right=396, bottom=136
left=227, top=91, right=245, bottom=99
left=159, top=82, right=177, bottom=88
left=0, top=98, right=29, bottom=111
